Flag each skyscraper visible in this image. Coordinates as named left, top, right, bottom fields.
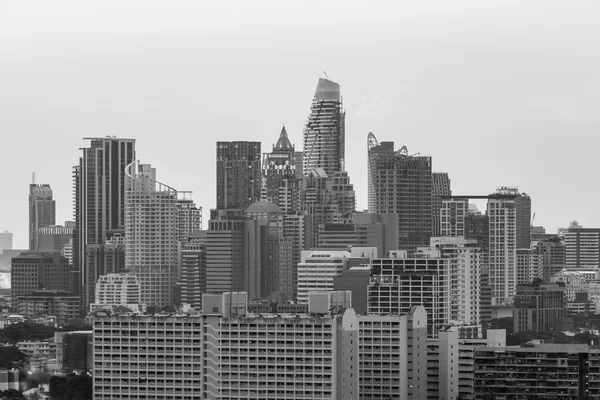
left=29, top=184, right=56, bottom=250
left=432, top=172, right=451, bottom=237
left=74, top=137, right=135, bottom=312
left=216, top=141, right=261, bottom=211
left=125, top=161, right=199, bottom=310
left=302, top=78, right=345, bottom=176
left=368, top=134, right=433, bottom=253
left=0, top=231, right=13, bottom=252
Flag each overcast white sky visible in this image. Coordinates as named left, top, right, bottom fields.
left=1, top=0, right=599, bottom=248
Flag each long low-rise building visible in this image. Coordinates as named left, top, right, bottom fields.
left=93, top=291, right=428, bottom=400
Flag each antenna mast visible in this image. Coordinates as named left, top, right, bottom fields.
left=32, top=172, right=36, bottom=184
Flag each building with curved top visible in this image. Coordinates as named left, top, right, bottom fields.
left=302, top=78, right=345, bottom=177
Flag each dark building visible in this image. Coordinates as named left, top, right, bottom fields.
left=513, top=281, right=565, bottom=333
left=216, top=141, right=261, bottom=212
left=367, top=136, right=432, bottom=253
left=536, top=235, right=566, bottom=282
left=514, top=191, right=532, bottom=249
left=333, top=265, right=370, bottom=314
left=302, top=78, right=345, bottom=176
left=180, top=231, right=207, bottom=310
left=73, top=137, right=136, bottom=312
left=431, top=172, right=451, bottom=237
left=29, top=184, right=56, bottom=250
left=11, top=251, right=71, bottom=306
left=55, top=331, right=93, bottom=372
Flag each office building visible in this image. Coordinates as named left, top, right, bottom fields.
left=318, top=213, right=398, bottom=256
left=179, top=230, right=207, bottom=310
left=17, top=290, right=80, bottom=324
left=432, top=172, right=451, bottom=237
left=55, top=331, right=93, bottom=372
left=246, top=201, right=295, bottom=300
left=216, top=141, right=261, bottom=211
left=10, top=251, right=71, bottom=305
left=474, top=343, right=596, bottom=399
left=440, top=198, right=468, bottom=237
left=301, top=168, right=344, bottom=250
left=514, top=190, right=532, bottom=249
left=535, top=235, right=566, bottom=282
left=74, top=137, right=136, bottom=312
left=333, top=265, right=370, bottom=315
left=302, top=78, right=345, bottom=176
left=330, top=171, right=356, bottom=216
left=29, top=183, right=56, bottom=250
left=205, top=214, right=246, bottom=295
left=297, top=250, right=350, bottom=304
left=565, top=228, right=600, bottom=269
left=0, top=231, right=12, bottom=251
left=37, top=224, right=73, bottom=254
left=513, top=281, right=565, bottom=333
left=368, top=253, right=450, bottom=337
left=367, top=134, right=432, bottom=253
left=516, top=248, right=543, bottom=285
left=125, top=161, right=198, bottom=310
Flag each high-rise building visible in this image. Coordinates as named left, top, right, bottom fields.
left=432, top=172, right=451, bottom=237
left=516, top=248, right=543, bottom=285
left=564, top=227, right=600, bottom=269
left=302, top=78, right=345, bottom=176
left=180, top=230, right=207, bottom=310
left=262, top=126, right=302, bottom=212
left=216, top=141, right=261, bottom=211
left=0, top=231, right=13, bottom=251
left=536, top=235, right=566, bottom=281
left=74, top=137, right=136, bottom=312
left=125, top=161, right=198, bottom=310
left=514, top=190, right=532, bottom=249
left=205, top=215, right=246, bottom=294
left=440, top=198, right=468, bottom=237
left=513, top=281, right=564, bottom=333
left=368, top=252, right=451, bottom=337
left=430, top=237, right=483, bottom=325
left=301, top=168, right=344, bottom=250
left=246, top=201, right=295, bottom=301
left=367, top=135, right=432, bottom=253
left=29, top=184, right=56, bottom=250
left=11, top=251, right=71, bottom=305
left=487, top=190, right=517, bottom=305
left=55, top=331, right=93, bottom=372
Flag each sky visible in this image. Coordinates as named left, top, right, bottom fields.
left=1, top=0, right=599, bottom=248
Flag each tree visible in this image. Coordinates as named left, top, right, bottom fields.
left=0, top=323, right=56, bottom=345
left=50, top=373, right=92, bottom=400
left=0, top=346, right=27, bottom=370
left=0, top=389, right=25, bottom=399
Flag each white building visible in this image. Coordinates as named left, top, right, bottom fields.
left=551, top=269, right=590, bottom=301
left=91, top=273, right=143, bottom=312
left=488, top=192, right=517, bottom=305
left=429, top=237, right=482, bottom=325
left=565, top=228, right=600, bottom=269
left=297, top=250, right=350, bottom=304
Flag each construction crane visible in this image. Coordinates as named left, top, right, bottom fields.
left=531, top=212, right=536, bottom=226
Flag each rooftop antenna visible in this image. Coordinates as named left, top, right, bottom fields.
left=324, top=71, right=329, bottom=80
left=32, top=172, right=36, bottom=184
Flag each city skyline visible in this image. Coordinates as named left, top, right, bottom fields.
left=3, top=1, right=600, bottom=247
